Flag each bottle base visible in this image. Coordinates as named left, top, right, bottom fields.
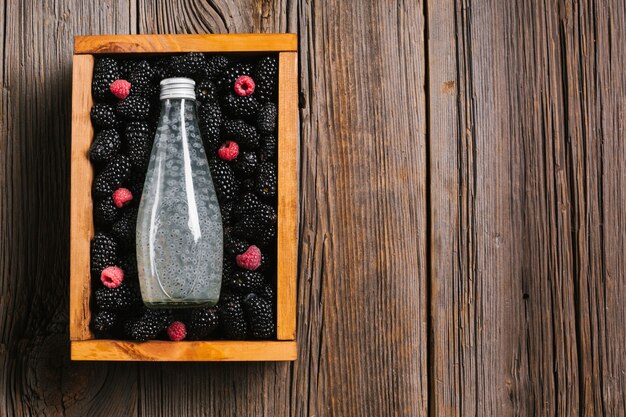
left=142, top=299, right=218, bottom=309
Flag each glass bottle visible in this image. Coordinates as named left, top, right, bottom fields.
left=136, top=77, right=223, bottom=308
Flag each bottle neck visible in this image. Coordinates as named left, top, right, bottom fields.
left=159, top=98, right=198, bottom=110
left=157, top=99, right=198, bottom=125
left=161, top=97, right=196, bottom=104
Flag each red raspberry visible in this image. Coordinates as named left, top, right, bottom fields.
left=110, top=79, right=131, bottom=100
left=112, top=188, right=133, bottom=208
left=217, top=141, right=239, bottom=161
left=100, top=266, right=124, bottom=289
left=234, top=75, right=255, bottom=97
left=167, top=321, right=187, bottom=341
left=236, top=245, right=262, bottom=271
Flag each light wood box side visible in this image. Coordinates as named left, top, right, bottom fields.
left=70, top=54, right=95, bottom=341
left=75, top=34, right=297, bottom=54
left=71, top=340, right=297, bottom=361
left=276, top=52, right=298, bottom=340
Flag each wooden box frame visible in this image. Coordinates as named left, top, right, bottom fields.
left=70, top=34, right=298, bottom=361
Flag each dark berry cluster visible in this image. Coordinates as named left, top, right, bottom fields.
left=89, top=53, right=279, bottom=341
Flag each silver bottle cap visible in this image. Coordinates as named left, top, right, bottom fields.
left=160, top=77, right=196, bottom=100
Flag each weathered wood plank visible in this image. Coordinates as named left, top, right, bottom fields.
left=139, top=0, right=259, bottom=34
left=427, top=0, right=477, bottom=415
left=0, top=1, right=136, bottom=416
left=428, top=0, right=626, bottom=415
left=429, top=1, right=533, bottom=414
left=562, top=1, right=626, bottom=415
left=292, top=0, right=429, bottom=415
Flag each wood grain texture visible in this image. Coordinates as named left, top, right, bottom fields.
left=562, top=2, right=626, bottom=415
left=2, top=0, right=624, bottom=416
left=137, top=0, right=294, bottom=34
left=70, top=54, right=95, bottom=342
left=75, top=33, right=297, bottom=53
left=428, top=0, right=626, bottom=416
left=293, top=0, right=429, bottom=415
left=276, top=51, right=298, bottom=340
left=0, top=1, right=139, bottom=416
left=72, top=340, right=296, bottom=361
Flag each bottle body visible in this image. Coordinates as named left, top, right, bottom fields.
left=136, top=96, right=223, bottom=308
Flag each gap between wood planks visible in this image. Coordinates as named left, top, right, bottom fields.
left=422, top=2, right=436, bottom=417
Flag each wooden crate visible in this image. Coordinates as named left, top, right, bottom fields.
left=70, top=34, right=298, bottom=361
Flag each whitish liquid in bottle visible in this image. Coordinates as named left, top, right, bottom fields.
left=136, top=78, right=223, bottom=308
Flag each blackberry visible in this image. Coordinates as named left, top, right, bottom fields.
left=90, top=103, right=120, bottom=128
left=258, top=283, right=275, bottom=302
left=122, top=320, right=135, bottom=340
left=233, top=151, right=258, bottom=177
left=126, top=121, right=154, bottom=171
left=143, top=83, right=161, bottom=106
left=188, top=307, right=220, bottom=340
left=240, top=178, right=255, bottom=193
left=235, top=206, right=277, bottom=246
left=94, top=196, right=120, bottom=226
left=119, top=60, right=138, bottom=78
left=92, top=310, right=118, bottom=333
left=92, top=57, right=119, bottom=101
left=220, top=296, right=248, bottom=339
left=153, top=57, right=174, bottom=79
left=256, top=102, right=277, bottom=134
left=205, top=55, right=230, bottom=80
left=112, top=207, right=138, bottom=249
left=222, top=256, right=236, bottom=287
left=117, top=95, right=150, bottom=120
left=217, top=62, right=254, bottom=92
left=94, top=282, right=140, bottom=311
left=255, top=161, right=278, bottom=199
left=198, top=101, right=223, bottom=153
left=124, top=170, right=146, bottom=201
left=258, top=134, right=278, bottom=162
left=222, top=119, right=260, bottom=149
left=225, top=233, right=249, bottom=256
left=254, top=226, right=278, bottom=247
left=220, top=201, right=235, bottom=224
left=253, top=56, right=278, bottom=103
left=128, top=60, right=155, bottom=98
left=93, top=155, right=131, bottom=198
left=196, top=79, right=217, bottom=103
left=256, top=251, right=272, bottom=272
left=91, top=232, right=117, bottom=277
left=233, top=192, right=265, bottom=218
left=222, top=93, right=260, bottom=119
left=229, top=270, right=265, bottom=294
left=209, top=158, right=239, bottom=203
left=90, top=129, right=121, bottom=163
left=127, top=308, right=172, bottom=341
left=119, top=252, right=139, bottom=282
left=243, top=294, right=275, bottom=339
left=171, top=53, right=209, bottom=77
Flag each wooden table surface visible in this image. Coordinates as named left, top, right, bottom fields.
left=0, top=1, right=624, bottom=416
